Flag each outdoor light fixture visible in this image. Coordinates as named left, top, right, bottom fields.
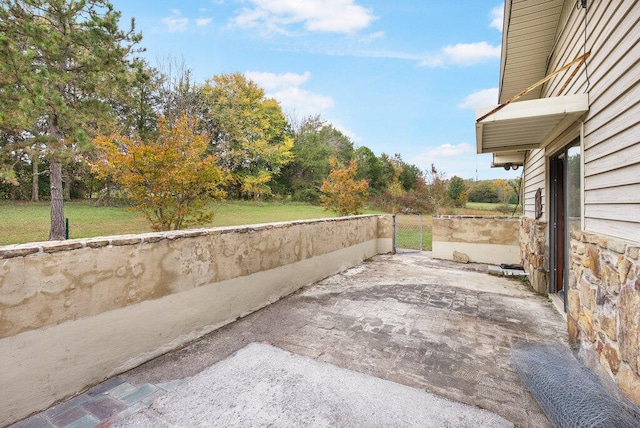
left=503, top=163, right=520, bottom=171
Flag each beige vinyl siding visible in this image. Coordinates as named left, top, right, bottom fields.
left=585, top=218, right=640, bottom=242
left=541, top=1, right=640, bottom=243
left=523, top=148, right=546, bottom=219
left=585, top=183, right=640, bottom=204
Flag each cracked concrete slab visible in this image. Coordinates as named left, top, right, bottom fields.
left=115, top=253, right=568, bottom=427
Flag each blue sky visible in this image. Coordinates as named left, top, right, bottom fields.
left=111, top=0, right=519, bottom=181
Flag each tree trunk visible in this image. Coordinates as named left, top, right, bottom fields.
left=31, top=154, right=39, bottom=202
left=49, top=157, right=66, bottom=240
left=63, top=169, right=71, bottom=201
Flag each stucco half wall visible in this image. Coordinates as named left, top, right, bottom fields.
left=0, top=215, right=393, bottom=426
left=432, top=216, right=520, bottom=265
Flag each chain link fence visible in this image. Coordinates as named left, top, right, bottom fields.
left=394, top=213, right=423, bottom=253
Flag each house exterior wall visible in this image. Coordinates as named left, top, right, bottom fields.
left=517, top=1, right=640, bottom=405
left=541, top=0, right=640, bottom=240
left=0, top=215, right=394, bottom=426
left=522, top=148, right=546, bottom=220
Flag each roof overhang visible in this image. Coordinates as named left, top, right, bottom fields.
left=475, top=93, right=589, bottom=154
left=499, top=0, right=565, bottom=103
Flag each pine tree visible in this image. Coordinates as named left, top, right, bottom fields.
left=0, top=0, right=141, bottom=239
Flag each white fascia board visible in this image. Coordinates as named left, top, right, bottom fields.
left=476, top=93, right=589, bottom=124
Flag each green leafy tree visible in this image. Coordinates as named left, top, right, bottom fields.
left=320, top=159, right=369, bottom=216
left=93, top=115, right=228, bottom=231
left=354, top=146, right=384, bottom=195
left=393, top=154, right=422, bottom=192
left=200, top=73, right=293, bottom=199
left=0, top=0, right=141, bottom=239
left=278, top=115, right=354, bottom=203
left=379, top=153, right=404, bottom=196
left=507, top=178, right=522, bottom=206
left=113, top=58, right=162, bottom=141
left=448, top=176, right=467, bottom=208
left=468, top=180, right=499, bottom=203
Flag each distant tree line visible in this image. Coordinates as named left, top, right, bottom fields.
left=0, top=0, right=519, bottom=234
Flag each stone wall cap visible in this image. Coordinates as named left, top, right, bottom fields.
left=41, top=241, right=85, bottom=253
left=0, top=215, right=391, bottom=259
left=85, top=238, right=111, bottom=248
left=0, top=245, right=41, bottom=259
left=434, top=215, right=520, bottom=220
left=110, top=235, right=143, bottom=246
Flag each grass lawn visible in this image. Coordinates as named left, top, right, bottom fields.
left=0, top=200, right=383, bottom=246
left=464, top=202, right=520, bottom=213
left=394, top=214, right=433, bottom=251
left=0, top=200, right=514, bottom=249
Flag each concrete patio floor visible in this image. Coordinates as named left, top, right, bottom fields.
left=12, top=252, right=569, bottom=428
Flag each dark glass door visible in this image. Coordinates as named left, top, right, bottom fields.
left=549, top=138, right=581, bottom=309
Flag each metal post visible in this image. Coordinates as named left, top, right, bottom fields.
left=419, top=214, right=423, bottom=252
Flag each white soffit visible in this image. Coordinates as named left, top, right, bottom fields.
left=499, top=0, right=565, bottom=103
left=475, top=93, right=589, bottom=154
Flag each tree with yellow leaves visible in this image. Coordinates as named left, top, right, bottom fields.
left=92, top=115, right=228, bottom=231
left=199, top=73, right=293, bottom=199
left=320, top=159, right=369, bottom=216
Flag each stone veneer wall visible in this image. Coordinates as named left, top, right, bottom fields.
left=0, top=215, right=394, bottom=426
left=567, top=230, right=640, bottom=405
left=519, top=217, right=548, bottom=295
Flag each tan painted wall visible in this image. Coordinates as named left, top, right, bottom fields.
left=432, top=216, right=520, bottom=265
left=0, top=215, right=393, bottom=426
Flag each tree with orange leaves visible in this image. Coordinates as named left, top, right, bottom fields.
left=92, top=115, right=229, bottom=231
left=320, top=159, right=369, bottom=216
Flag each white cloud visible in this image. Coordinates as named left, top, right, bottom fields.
left=417, top=143, right=475, bottom=159
left=244, top=71, right=334, bottom=117
left=196, top=17, right=213, bottom=27
left=420, top=42, right=501, bottom=67
left=458, top=88, right=499, bottom=110
left=162, top=11, right=213, bottom=33
left=232, top=0, right=376, bottom=34
left=359, top=31, right=385, bottom=43
left=442, top=42, right=501, bottom=65
left=273, top=87, right=335, bottom=113
left=412, top=143, right=479, bottom=179
left=162, top=11, right=189, bottom=33
left=245, top=71, right=311, bottom=90
left=490, top=4, right=504, bottom=31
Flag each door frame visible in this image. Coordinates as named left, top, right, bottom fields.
left=549, top=150, right=565, bottom=296
left=548, top=136, right=581, bottom=311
